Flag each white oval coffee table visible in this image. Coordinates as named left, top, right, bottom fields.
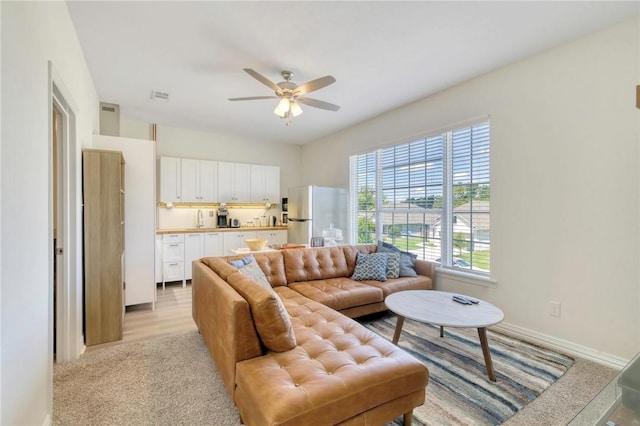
left=385, top=290, right=504, bottom=381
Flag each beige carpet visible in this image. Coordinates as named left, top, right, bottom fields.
left=54, top=330, right=617, bottom=426
left=53, top=331, right=241, bottom=426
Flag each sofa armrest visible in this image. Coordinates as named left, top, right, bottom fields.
left=414, top=259, right=436, bottom=284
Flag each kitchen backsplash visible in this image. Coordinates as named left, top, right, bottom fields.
left=158, top=206, right=283, bottom=229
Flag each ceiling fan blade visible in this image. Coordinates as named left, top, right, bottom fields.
left=228, top=96, right=279, bottom=101
left=243, top=68, right=281, bottom=93
left=297, top=97, right=340, bottom=112
left=295, top=76, right=336, bottom=95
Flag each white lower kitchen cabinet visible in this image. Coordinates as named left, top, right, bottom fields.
left=224, top=231, right=257, bottom=254
left=163, top=262, right=184, bottom=286
left=256, top=230, right=287, bottom=246
left=184, top=233, right=203, bottom=281
left=162, top=233, right=185, bottom=289
left=203, top=232, right=223, bottom=257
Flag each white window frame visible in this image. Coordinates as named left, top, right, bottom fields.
left=349, top=120, right=491, bottom=279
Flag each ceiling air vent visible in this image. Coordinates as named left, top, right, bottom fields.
left=151, top=90, right=170, bottom=102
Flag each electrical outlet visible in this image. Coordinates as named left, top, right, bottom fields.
left=549, top=301, right=561, bottom=318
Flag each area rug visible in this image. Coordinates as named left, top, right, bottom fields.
left=361, top=313, right=574, bottom=426
left=54, top=316, right=574, bottom=426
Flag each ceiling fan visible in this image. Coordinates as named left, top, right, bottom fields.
left=229, top=68, right=340, bottom=124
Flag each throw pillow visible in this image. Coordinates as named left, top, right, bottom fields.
left=238, top=259, right=272, bottom=290
left=377, top=241, right=418, bottom=277
left=352, top=252, right=388, bottom=281
left=227, top=271, right=297, bottom=352
left=229, top=255, right=254, bottom=269
left=386, top=252, right=401, bottom=279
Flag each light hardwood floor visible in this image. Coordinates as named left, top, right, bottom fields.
left=86, top=282, right=196, bottom=352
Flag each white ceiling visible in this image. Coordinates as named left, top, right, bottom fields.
left=66, top=1, right=638, bottom=145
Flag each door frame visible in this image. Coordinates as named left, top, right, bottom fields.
left=48, top=62, right=83, bottom=364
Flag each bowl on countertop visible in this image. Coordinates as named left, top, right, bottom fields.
left=245, top=238, right=268, bottom=251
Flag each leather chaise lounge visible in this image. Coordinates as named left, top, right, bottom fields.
left=192, top=244, right=435, bottom=425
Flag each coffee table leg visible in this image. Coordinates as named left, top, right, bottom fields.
left=440, top=326, right=444, bottom=337
left=478, top=327, right=497, bottom=382
left=392, top=315, right=405, bottom=344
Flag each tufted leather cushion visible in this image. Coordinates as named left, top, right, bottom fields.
left=227, top=271, right=296, bottom=352
left=288, top=277, right=383, bottom=311
left=221, top=251, right=288, bottom=287
left=283, top=247, right=350, bottom=283
left=342, top=244, right=378, bottom=275
left=235, top=286, right=428, bottom=426
left=251, top=251, right=288, bottom=287
left=360, top=275, right=433, bottom=298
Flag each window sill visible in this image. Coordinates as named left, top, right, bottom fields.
left=436, top=267, right=497, bottom=288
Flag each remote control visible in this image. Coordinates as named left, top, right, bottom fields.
left=452, top=296, right=471, bottom=305
left=454, top=294, right=479, bottom=304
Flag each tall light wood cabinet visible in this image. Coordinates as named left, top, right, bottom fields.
left=93, top=135, right=157, bottom=308
left=83, top=149, right=124, bottom=346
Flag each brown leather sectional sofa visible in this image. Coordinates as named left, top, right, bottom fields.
left=192, top=244, right=435, bottom=425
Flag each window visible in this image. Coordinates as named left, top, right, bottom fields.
left=349, top=121, right=490, bottom=275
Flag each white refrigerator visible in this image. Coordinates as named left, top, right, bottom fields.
left=287, top=186, right=349, bottom=245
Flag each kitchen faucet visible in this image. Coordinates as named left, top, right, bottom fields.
left=196, top=209, right=204, bottom=228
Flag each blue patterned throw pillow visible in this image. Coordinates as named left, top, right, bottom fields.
left=352, top=252, right=389, bottom=281
left=386, top=252, right=401, bottom=279
left=377, top=241, right=417, bottom=277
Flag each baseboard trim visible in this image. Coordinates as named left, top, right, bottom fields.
left=495, top=322, right=629, bottom=370
left=42, top=413, right=51, bottom=426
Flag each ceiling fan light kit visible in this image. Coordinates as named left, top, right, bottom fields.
left=229, top=68, right=340, bottom=125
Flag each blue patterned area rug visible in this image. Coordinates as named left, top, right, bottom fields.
left=360, top=313, right=574, bottom=426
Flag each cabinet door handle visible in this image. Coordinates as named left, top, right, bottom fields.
left=169, top=244, right=179, bottom=247
left=169, top=263, right=179, bottom=266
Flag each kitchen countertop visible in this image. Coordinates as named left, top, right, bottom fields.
left=156, top=226, right=288, bottom=235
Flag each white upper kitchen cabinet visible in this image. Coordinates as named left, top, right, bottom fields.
left=218, top=162, right=251, bottom=203
left=181, top=159, right=218, bottom=203
left=160, top=156, right=182, bottom=203
left=250, top=165, right=280, bottom=204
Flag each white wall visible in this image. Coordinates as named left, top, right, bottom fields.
left=303, top=17, right=640, bottom=362
left=1, top=2, right=99, bottom=424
